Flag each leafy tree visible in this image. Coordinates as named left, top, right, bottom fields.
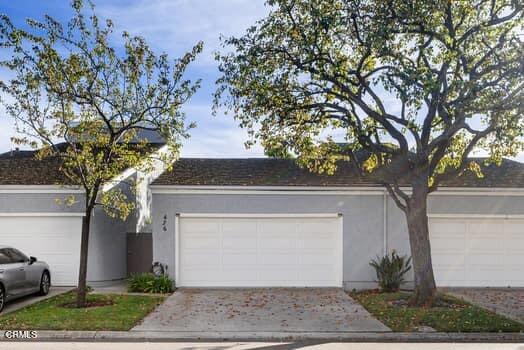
left=215, top=0, right=523, bottom=305
left=0, top=0, right=202, bottom=307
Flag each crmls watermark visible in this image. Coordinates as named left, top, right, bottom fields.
left=4, top=330, right=38, bottom=339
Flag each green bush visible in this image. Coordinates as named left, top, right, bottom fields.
left=127, top=273, right=174, bottom=294
left=370, top=251, right=412, bottom=292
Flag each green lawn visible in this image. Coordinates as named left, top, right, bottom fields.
left=351, top=290, right=524, bottom=332
left=0, top=292, right=165, bottom=331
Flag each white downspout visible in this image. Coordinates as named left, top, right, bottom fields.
left=383, top=190, right=388, bottom=256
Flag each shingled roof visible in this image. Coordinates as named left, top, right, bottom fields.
left=0, top=142, right=165, bottom=186
left=0, top=149, right=70, bottom=185
left=152, top=157, right=524, bottom=188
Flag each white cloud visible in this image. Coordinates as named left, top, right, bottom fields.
left=0, top=120, right=16, bottom=152
left=98, top=0, right=269, bottom=66
left=180, top=104, right=265, bottom=157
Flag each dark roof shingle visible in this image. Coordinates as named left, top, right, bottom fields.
left=0, top=150, right=70, bottom=185
left=0, top=142, right=165, bottom=185
left=153, top=157, right=524, bottom=188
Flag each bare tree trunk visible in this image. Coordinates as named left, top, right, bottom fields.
left=76, top=209, right=92, bottom=308
left=405, top=181, right=437, bottom=306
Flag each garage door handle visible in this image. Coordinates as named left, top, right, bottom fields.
left=19, top=268, right=25, bottom=271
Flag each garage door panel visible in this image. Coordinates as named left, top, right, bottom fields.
left=221, top=219, right=257, bottom=233
left=181, top=269, right=221, bottom=282
left=183, top=235, right=221, bottom=249
left=506, top=254, right=524, bottom=265
left=430, top=217, right=523, bottom=287
left=434, top=268, right=464, bottom=282
left=178, top=216, right=342, bottom=287
left=431, top=221, right=467, bottom=235
left=465, top=242, right=505, bottom=253
left=298, top=267, right=336, bottom=281
left=258, top=235, right=297, bottom=249
left=467, top=253, right=506, bottom=265
left=299, top=237, right=335, bottom=249
left=298, top=251, right=334, bottom=265
left=431, top=238, right=464, bottom=252
left=467, top=222, right=499, bottom=234
left=182, top=252, right=221, bottom=266
left=432, top=253, right=465, bottom=267
left=258, top=220, right=296, bottom=233
left=221, top=269, right=258, bottom=282
left=505, top=221, right=524, bottom=234
left=180, top=220, right=219, bottom=234
left=507, top=238, right=524, bottom=251
left=258, top=252, right=296, bottom=265
left=222, top=252, right=258, bottom=265
left=222, top=234, right=257, bottom=249
left=258, top=268, right=298, bottom=281
left=0, top=216, right=81, bottom=286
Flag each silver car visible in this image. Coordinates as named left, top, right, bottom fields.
left=0, top=246, right=51, bottom=312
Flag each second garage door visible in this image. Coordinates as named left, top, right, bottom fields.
left=0, top=215, right=82, bottom=286
left=177, top=214, right=343, bottom=287
left=430, top=217, right=524, bottom=287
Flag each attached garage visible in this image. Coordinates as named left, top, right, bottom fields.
left=430, top=216, right=524, bottom=287
left=0, top=145, right=151, bottom=286
left=0, top=214, right=82, bottom=285
left=176, top=214, right=343, bottom=287
left=152, top=158, right=524, bottom=290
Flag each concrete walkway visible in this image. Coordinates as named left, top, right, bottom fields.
left=133, top=288, right=389, bottom=333
left=2, top=287, right=71, bottom=314
left=442, top=288, right=524, bottom=324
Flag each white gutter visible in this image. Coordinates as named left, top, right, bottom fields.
left=0, top=212, right=84, bottom=217
left=150, top=185, right=524, bottom=196
left=0, top=185, right=83, bottom=194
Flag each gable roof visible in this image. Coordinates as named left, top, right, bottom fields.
left=0, top=149, right=70, bottom=185
left=0, top=142, right=165, bottom=186
left=152, top=157, right=524, bottom=188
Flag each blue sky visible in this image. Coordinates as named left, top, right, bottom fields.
left=0, top=0, right=269, bottom=157
left=1, top=1, right=522, bottom=161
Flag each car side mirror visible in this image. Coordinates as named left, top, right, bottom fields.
left=29, top=256, right=37, bottom=265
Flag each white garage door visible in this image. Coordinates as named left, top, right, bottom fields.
left=430, top=217, right=524, bottom=287
left=177, top=214, right=343, bottom=287
left=0, top=215, right=82, bottom=286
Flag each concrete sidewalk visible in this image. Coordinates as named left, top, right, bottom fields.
left=0, top=330, right=522, bottom=343
left=1, top=342, right=523, bottom=350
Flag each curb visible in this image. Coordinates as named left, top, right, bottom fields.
left=0, top=331, right=523, bottom=343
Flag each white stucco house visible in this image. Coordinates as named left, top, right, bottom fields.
left=1, top=147, right=523, bottom=289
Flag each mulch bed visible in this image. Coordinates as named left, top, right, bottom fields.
left=60, top=300, right=114, bottom=309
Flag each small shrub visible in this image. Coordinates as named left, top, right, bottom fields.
left=127, top=273, right=174, bottom=294
left=370, top=251, right=412, bottom=292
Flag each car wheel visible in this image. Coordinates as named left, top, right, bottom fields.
left=39, top=272, right=50, bottom=296
left=0, top=286, right=5, bottom=313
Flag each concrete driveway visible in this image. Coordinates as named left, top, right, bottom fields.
left=443, top=287, right=524, bottom=323
left=133, top=288, right=390, bottom=333
left=2, top=287, right=71, bottom=314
